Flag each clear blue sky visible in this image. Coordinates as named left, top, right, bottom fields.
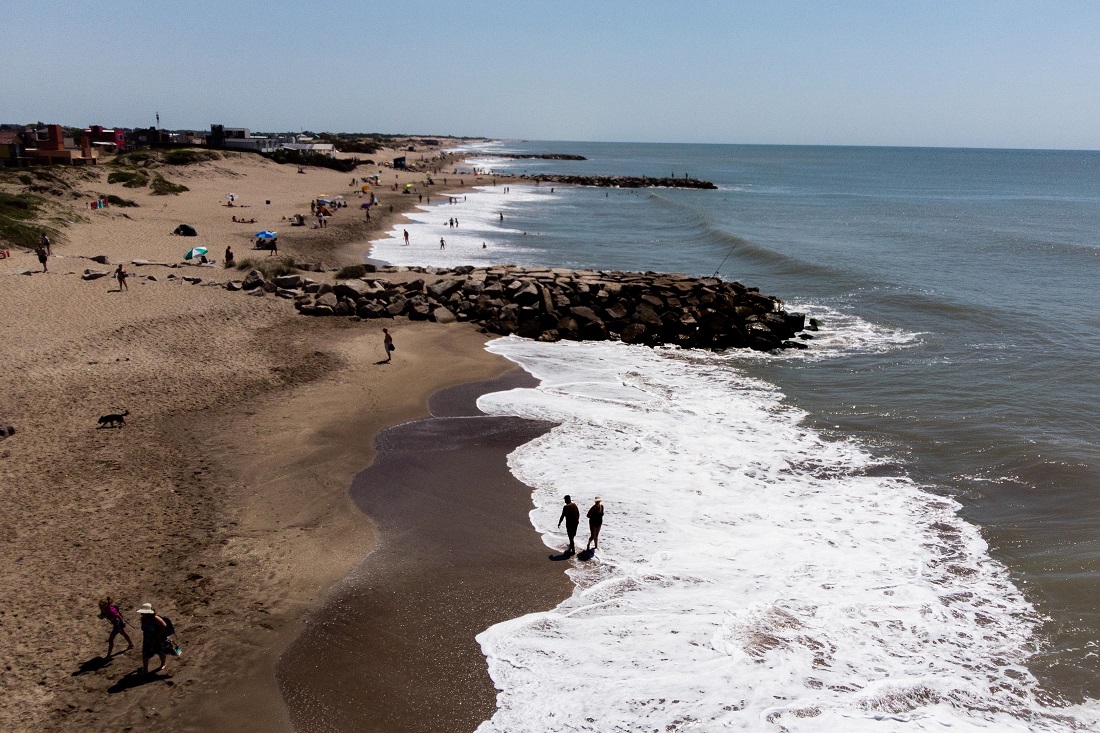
left=4, top=0, right=1099, bottom=149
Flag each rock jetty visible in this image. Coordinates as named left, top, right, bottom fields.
left=232, top=265, right=809, bottom=352
left=491, top=154, right=587, bottom=160
left=524, top=174, right=717, bottom=190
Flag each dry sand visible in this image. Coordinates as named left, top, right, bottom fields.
left=0, top=142, right=527, bottom=732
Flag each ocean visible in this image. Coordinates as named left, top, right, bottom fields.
left=370, top=142, right=1100, bottom=730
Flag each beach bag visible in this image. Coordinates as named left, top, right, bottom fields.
left=159, top=615, right=182, bottom=656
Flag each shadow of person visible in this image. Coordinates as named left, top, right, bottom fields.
left=375, top=359, right=391, bottom=366
left=548, top=551, right=575, bottom=561
left=72, top=655, right=112, bottom=676
left=107, top=669, right=170, bottom=694
left=576, top=548, right=596, bottom=561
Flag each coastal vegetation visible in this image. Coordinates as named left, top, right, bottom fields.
left=234, top=255, right=300, bottom=279
left=265, top=147, right=359, bottom=172
left=149, top=173, right=189, bottom=195
left=334, top=263, right=369, bottom=279
left=0, top=191, right=54, bottom=246
left=162, top=148, right=220, bottom=165
left=107, top=169, right=150, bottom=187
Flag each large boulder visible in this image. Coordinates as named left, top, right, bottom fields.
left=241, top=269, right=265, bottom=291
left=273, top=274, right=305, bottom=289
left=427, top=278, right=463, bottom=299
left=431, top=307, right=457, bottom=324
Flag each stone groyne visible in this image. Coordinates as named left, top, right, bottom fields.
left=490, top=154, right=588, bottom=160
left=523, top=174, right=717, bottom=190
left=233, top=265, right=811, bottom=352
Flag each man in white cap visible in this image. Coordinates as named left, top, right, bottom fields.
left=137, top=603, right=171, bottom=674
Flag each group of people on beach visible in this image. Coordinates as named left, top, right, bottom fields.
left=97, top=598, right=180, bottom=675
left=557, top=495, right=604, bottom=556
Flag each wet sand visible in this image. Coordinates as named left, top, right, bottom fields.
left=277, top=369, right=572, bottom=733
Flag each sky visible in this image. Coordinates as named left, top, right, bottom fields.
left=3, top=0, right=1099, bottom=149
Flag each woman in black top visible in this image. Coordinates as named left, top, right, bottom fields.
left=586, top=497, right=604, bottom=551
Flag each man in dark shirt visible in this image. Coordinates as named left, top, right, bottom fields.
left=557, top=495, right=580, bottom=556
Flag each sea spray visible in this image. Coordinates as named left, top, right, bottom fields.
left=472, top=338, right=1099, bottom=732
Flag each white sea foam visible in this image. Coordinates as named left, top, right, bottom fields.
left=369, top=185, right=555, bottom=268
left=473, top=338, right=1099, bottom=732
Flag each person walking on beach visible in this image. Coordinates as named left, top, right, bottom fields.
left=41, top=232, right=51, bottom=255
left=439, top=237, right=446, bottom=250
left=114, top=264, right=128, bottom=291
left=137, top=603, right=171, bottom=674
left=383, top=328, right=394, bottom=363
left=34, top=241, right=49, bottom=272
left=586, top=497, right=604, bottom=551
left=403, top=229, right=410, bottom=245
left=557, top=495, right=580, bottom=555
left=98, top=597, right=133, bottom=657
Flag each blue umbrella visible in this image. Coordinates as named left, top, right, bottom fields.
left=255, top=231, right=277, bottom=239
left=317, top=198, right=332, bottom=204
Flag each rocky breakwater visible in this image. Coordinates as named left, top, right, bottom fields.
left=235, top=265, right=810, bottom=352
left=525, top=174, right=717, bottom=190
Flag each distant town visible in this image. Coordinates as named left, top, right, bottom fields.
left=0, top=123, right=476, bottom=168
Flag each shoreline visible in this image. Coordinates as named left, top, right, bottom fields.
left=277, top=368, right=573, bottom=732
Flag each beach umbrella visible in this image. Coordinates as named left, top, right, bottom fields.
left=183, top=246, right=208, bottom=260
left=317, top=197, right=332, bottom=203
left=225, top=193, right=237, bottom=201
left=361, top=185, right=371, bottom=192
left=255, top=231, right=277, bottom=239
left=333, top=195, right=345, bottom=201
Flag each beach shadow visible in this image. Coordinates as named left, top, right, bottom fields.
left=576, top=548, right=596, bottom=561
left=375, top=359, right=391, bottom=366
left=72, top=655, right=111, bottom=676
left=107, top=669, right=171, bottom=694
left=548, top=551, right=575, bottom=561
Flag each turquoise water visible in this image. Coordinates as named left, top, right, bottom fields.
left=446, top=141, right=1100, bottom=703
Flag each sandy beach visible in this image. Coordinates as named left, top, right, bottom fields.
left=0, top=141, right=531, bottom=732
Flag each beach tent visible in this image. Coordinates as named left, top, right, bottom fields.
left=183, top=246, right=208, bottom=260
left=255, top=231, right=277, bottom=240
left=317, top=197, right=332, bottom=204
left=173, top=224, right=198, bottom=236
left=225, top=193, right=237, bottom=201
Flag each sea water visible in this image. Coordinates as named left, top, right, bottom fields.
left=370, top=142, right=1100, bottom=730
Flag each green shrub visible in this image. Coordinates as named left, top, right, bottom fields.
left=236, top=256, right=299, bottom=279
left=265, top=148, right=359, bottom=172
left=104, top=194, right=139, bottom=207
left=163, top=149, right=220, bottom=165
left=150, top=174, right=188, bottom=195
left=107, top=170, right=150, bottom=188
left=0, top=192, right=56, bottom=246
left=334, top=264, right=368, bottom=279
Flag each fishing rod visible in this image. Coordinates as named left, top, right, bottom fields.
left=711, top=243, right=736, bottom=279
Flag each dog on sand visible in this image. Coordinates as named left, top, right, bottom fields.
left=97, top=410, right=129, bottom=428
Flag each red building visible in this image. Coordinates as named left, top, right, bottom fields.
left=83, top=125, right=126, bottom=152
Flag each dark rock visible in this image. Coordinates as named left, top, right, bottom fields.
left=82, top=269, right=109, bottom=281
left=431, top=307, right=457, bottom=324
left=241, top=269, right=265, bottom=290
left=90, top=255, right=109, bottom=264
